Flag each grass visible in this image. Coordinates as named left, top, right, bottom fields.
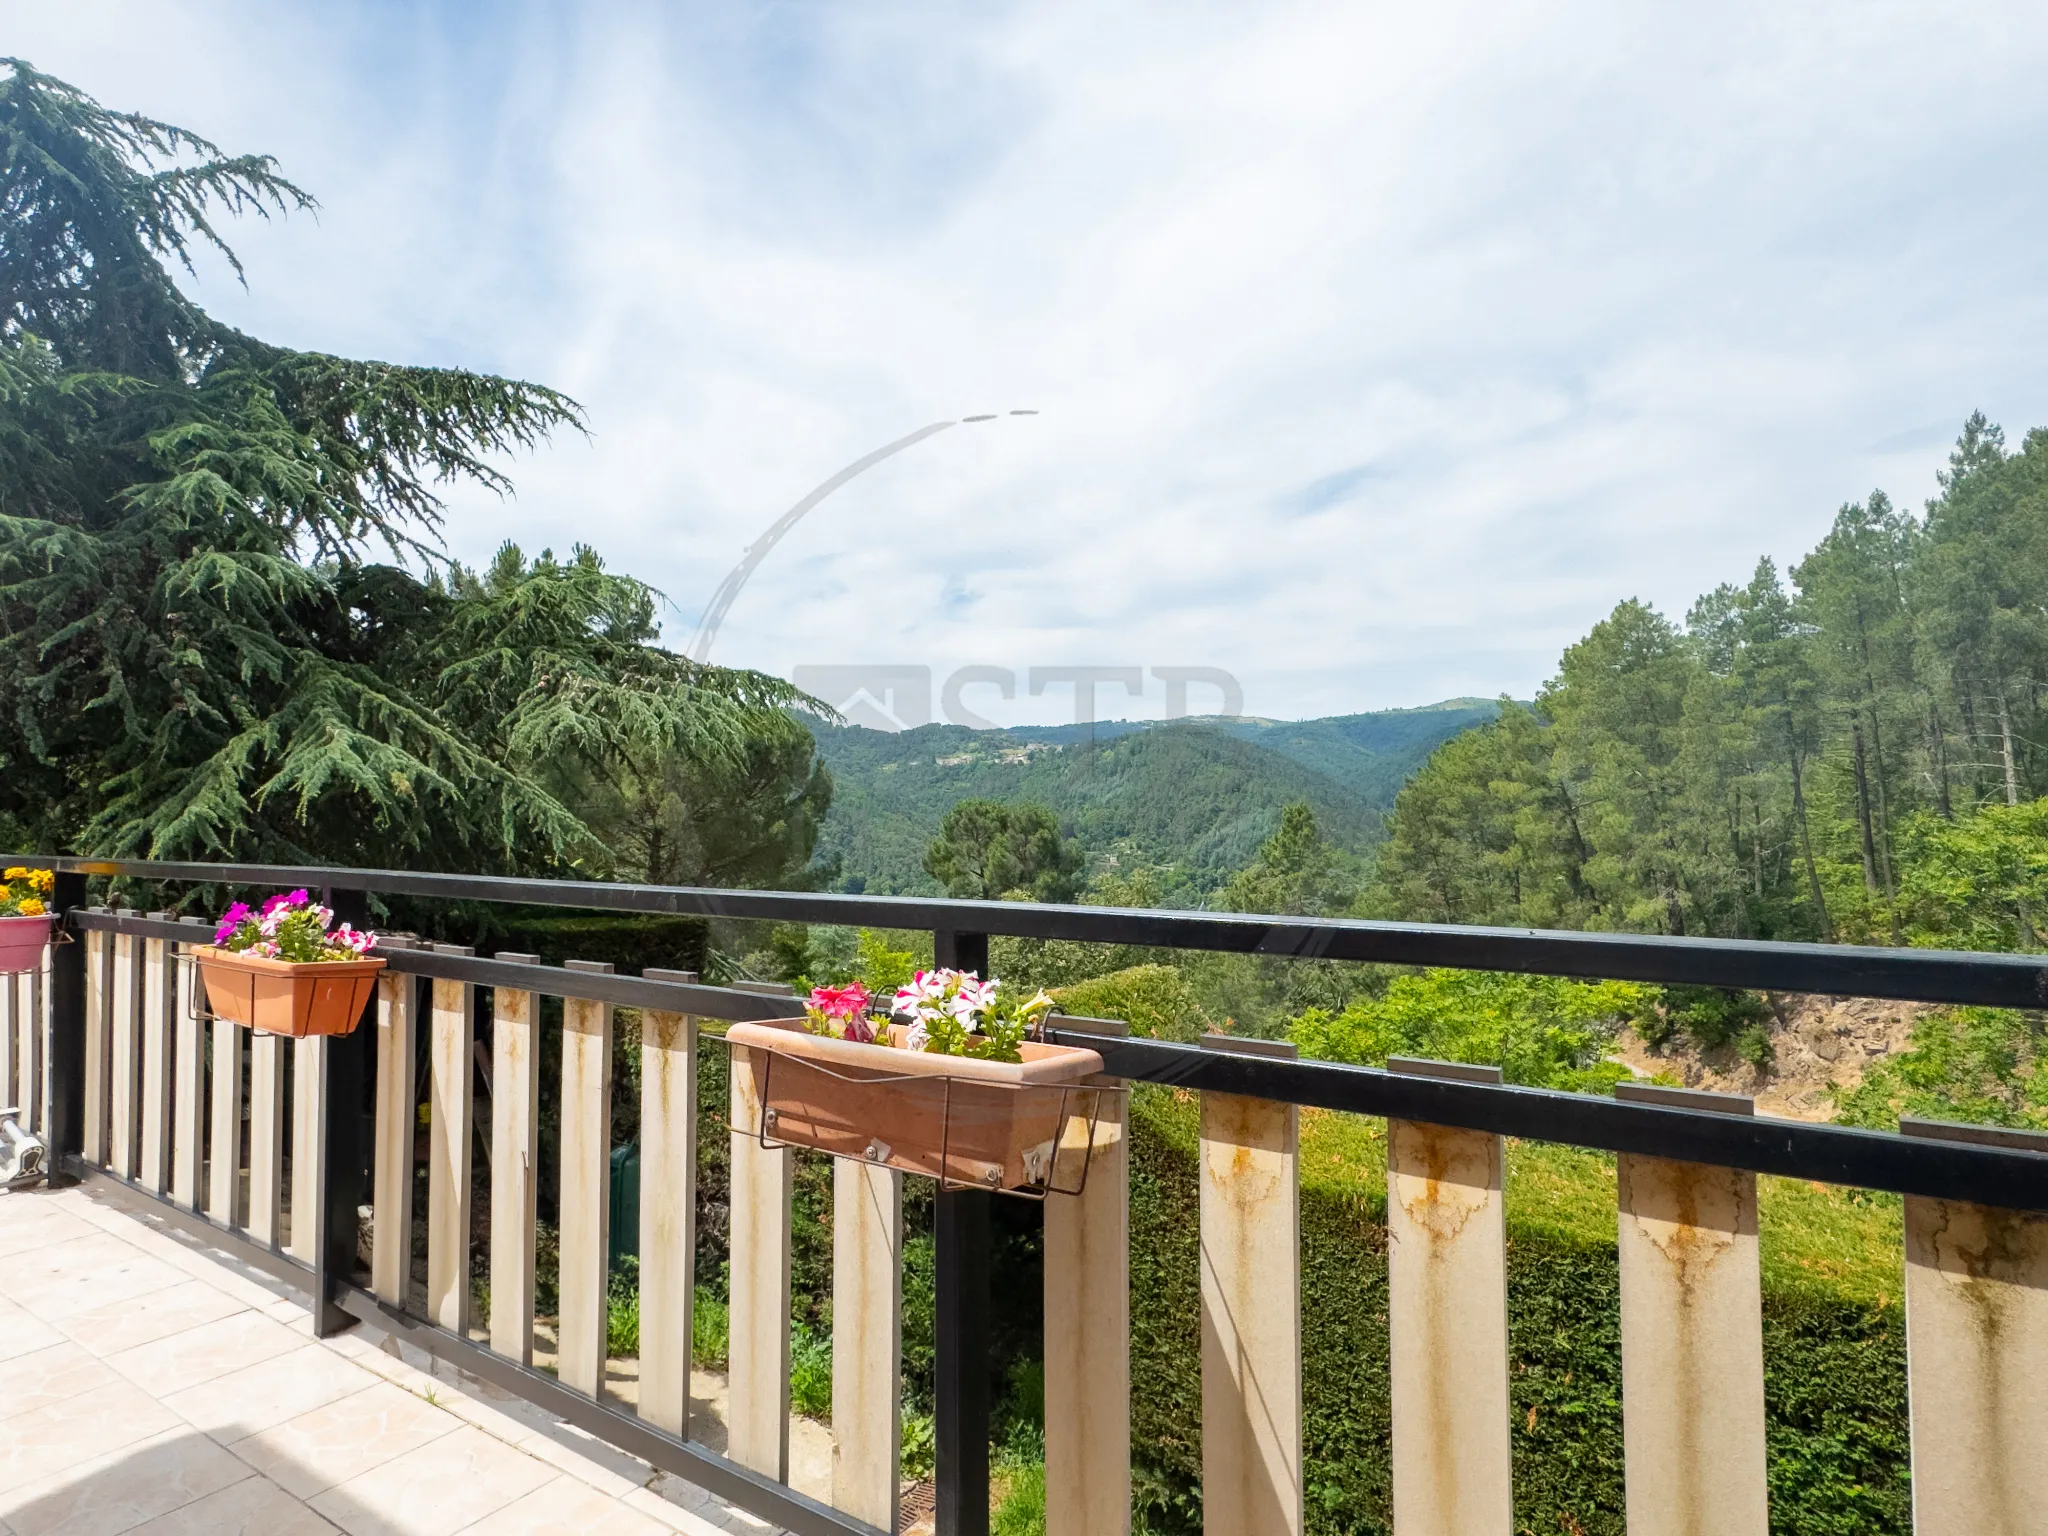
left=790, top=1319, right=833, bottom=1419
left=600, top=1279, right=734, bottom=1370
left=1287, top=1100, right=1904, bottom=1310
left=989, top=1416, right=1048, bottom=1535
left=693, top=1288, right=729, bottom=1369
left=991, top=1461, right=1047, bottom=1535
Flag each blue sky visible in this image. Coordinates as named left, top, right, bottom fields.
left=17, top=1, right=2048, bottom=723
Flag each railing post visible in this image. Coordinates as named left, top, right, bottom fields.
left=316, top=887, right=373, bottom=1337
left=1043, top=1015, right=1131, bottom=1536
left=1614, top=1082, right=1768, bottom=1536
left=933, top=928, right=991, bottom=1536
left=559, top=959, right=617, bottom=1398
left=1386, top=1056, right=1513, bottom=1536
left=1900, top=1116, right=2048, bottom=1536
left=426, top=945, right=476, bottom=1333
left=171, top=917, right=205, bottom=1209
left=489, top=954, right=542, bottom=1366
left=45, top=872, right=88, bottom=1184
left=371, top=954, right=420, bottom=1306
left=1198, top=1033, right=1304, bottom=1536
left=639, top=968, right=699, bottom=1438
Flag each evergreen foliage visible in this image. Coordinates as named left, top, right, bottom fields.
left=923, top=798, right=1083, bottom=901
left=1371, top=415, right=2048, bottom=951
left=1218, top=800, right=1356, bottom=916
left=0, top=61, right=822, bottom=881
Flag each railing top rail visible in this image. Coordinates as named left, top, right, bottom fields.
left=69, top=906, right=2048, bottom=1213
left=23, top=852, right=2048, bottom=1009
left=69, top=908, right=798, bottom=1022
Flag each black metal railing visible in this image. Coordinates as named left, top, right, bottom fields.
left=22, top=854, right=2048, bottom=1536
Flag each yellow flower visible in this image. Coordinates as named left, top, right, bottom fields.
left=1, top=867, right=26, bottom=881
left=29, top=869, right=53, bottom=892
left=16, top=898, right=45, bottom=917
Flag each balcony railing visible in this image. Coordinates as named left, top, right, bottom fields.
left=7, top=856, right=2047, bottom=1536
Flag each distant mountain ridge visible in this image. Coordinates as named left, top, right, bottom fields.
left=804, top=699, right=1504, bottom=897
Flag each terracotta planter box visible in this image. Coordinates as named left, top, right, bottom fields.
left=0, top=915, right=52, bottom=976
left=726, top=1017, right=1106, bottom=1193
left=193, top=947, right=385, bottom=1038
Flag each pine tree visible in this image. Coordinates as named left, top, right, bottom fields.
left=0, top=61, right=818, bottom=876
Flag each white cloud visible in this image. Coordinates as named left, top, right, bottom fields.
left=16, top=0, right=2048, bottom=724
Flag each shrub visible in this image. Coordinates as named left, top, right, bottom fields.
left=1053, top=964, right=1214, bottom=1042
left=1289, top=969, right=1649, bottom=1091
left=1660, top=984, right=1776, bottom=1066
left=1124, top=1083, right=1907, bottom=1535
left=1834, top=1005, right=2046, bottom=1131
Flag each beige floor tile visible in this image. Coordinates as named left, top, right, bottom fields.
left=162, top=1341, right=377, bottom=1439
left=452, top=1478, right=671, bottom=1535
left=52, top=1278, right=246, bottom=1357
left=160, top=1257, right=293, bottom=1313
left=68, top=1216, right=207, bottom=1271
left=0, top=1380, right=181, bottom=1494
left=18, top=1189, right=91, bottom=1214
left=53, top=1194, right=146, bottom=1237
left=97, top=1224, right=291, bottom=1312
left=0, top=1234, right=188, bottom=1323
left=229, top=1381, right=464, bottom=1500
left=0, top=1297, right=66, bottom=1365
left=432, top=1387, right=558, bottom=1452
left=0, top=1201, right=97, bottom=1260
left=104, top=1309, right=302, bottom=1398
left=319, top=1329, right=383, bottom=1363
left=503, top=1424, right=646, bottom=1500
left=0, top=1201, right=771, bottom=1536
left=125, top=1472, right=338, bottom=1534
left=619, top=1488, right=764, bottom=1536
left=0, top=1426, right=252, bottom=1536
left=263, top=1296, right=315, bottom=1333
left=309, top=1425, right=556, bottom=1536
left=346, top=1347, right=445, bottom=1400
left=0, top=1343, right=118, bottom=1422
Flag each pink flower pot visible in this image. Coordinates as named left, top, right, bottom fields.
left=0, top=915, right=53, bottom=976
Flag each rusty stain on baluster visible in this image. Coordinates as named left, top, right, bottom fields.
left=1044, top=1078, right=1130, bottom=1536
left=1615, top=1084, right=1768, bottom=1536
left=1200, top=1083, right=1302, bottom=1536
left=1901, top=1116, right=2048, bottom=1536
left=1387, top=1057, right=1513, bottom=1536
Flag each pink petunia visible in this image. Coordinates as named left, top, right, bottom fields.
left=840, top=1014, right=876, bottom=1044
left=808, top=981, right=870, bottom=1020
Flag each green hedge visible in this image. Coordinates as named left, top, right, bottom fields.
left=686, top=1038, right=1907, bottom=1533
left=1126, top=1087, right=1908, bottom=1536
left=479, top=911, right=708, bottom=975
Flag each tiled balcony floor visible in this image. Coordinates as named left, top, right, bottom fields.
left=0, top=1184, right=781, bottom=1536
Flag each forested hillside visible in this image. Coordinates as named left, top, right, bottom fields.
left=806, top=702, right=1496, bottom=897
left=1370, top=414, right=2048, bottom=955
left=1213, top=699, right=1503, bottom=803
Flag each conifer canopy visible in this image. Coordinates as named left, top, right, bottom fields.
left=0, top=59, right=824, bottom=880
